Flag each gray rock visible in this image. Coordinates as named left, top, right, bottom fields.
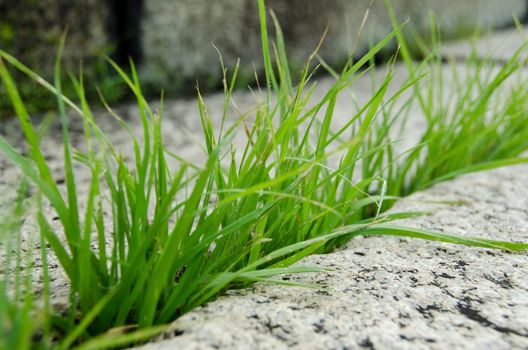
left=0, top=0, right=112, bottom=113
left=0, top=0, right=110, bottom=70
left=139, top=0, right=526, bottom=91
left=2, top=0, right=525, bottom=114
left=134, top=165, right=528, bottom=350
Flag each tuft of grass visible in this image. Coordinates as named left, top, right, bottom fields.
left=359, top=1, right=528, bottom=208
left=0, top=0, right=527, bottom=348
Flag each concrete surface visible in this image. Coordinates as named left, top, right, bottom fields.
left=442, top=26, right=528, bottom=63
left=1, top=20, right=528, bottom=349
left=140, top=0, right=527, bottom=91
left=135, top=165, right=528, bottom=350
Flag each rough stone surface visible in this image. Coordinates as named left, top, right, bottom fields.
left=442, top=26, right=528, bottom=63
left=2, top=0, right=525, bottom=113
left=140, top=0, right=526, bottom=90
left=135, top=165, right=528, bottom=350
left=0, top=0, right=110, bottom=68
left=0, top=0, right=112, bottom=113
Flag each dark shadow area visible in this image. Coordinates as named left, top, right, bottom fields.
left=108, top=0, right=144, bottom=66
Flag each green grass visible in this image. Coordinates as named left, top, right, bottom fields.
left=1, top=0, right=528, bottom=348
left=0, top=181, right=43, bottom=350
left=357, top=2, right=528, bottom=212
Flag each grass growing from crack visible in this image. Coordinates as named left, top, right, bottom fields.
left=359, top=2, right=528, bottom=212
left=1, top=1, right=528, bottom=348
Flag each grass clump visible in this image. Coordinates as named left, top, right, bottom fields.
left=360, top=2, right=528, bottom=206
left=0, top=0, right=527, bottom=348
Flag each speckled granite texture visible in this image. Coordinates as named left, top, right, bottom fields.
left=133, top=164, right=528, bottom=350
left=1, top=26, right=527, bottom=350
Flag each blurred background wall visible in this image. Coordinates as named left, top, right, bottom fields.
left=0, top=0, right=526, bottom=113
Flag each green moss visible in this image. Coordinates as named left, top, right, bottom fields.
left=0, top=23, right=14, bottom=45
left=0, top=0, right=113, bottom=118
